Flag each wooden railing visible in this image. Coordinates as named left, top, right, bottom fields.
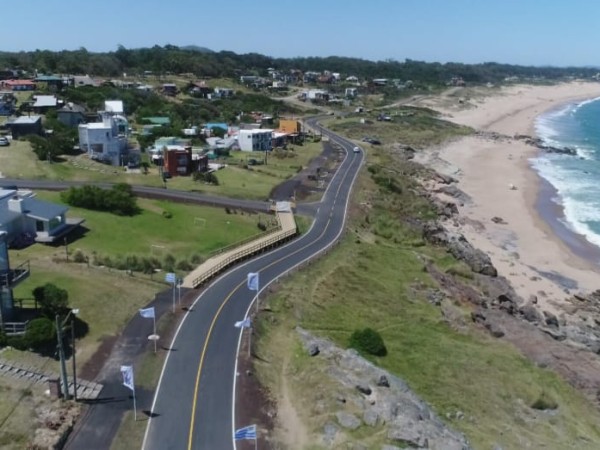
left=0, top=260, right=30, bottom=288
left=190, top=214, right=297, bottom=288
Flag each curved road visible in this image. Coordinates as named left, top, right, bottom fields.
left=142, top=120, right=364, bottom=450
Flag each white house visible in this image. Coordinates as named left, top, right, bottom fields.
left=0, top=189, right=83, bottom=244
left=306, top=89, right=329, bottom=101
left=345, top=87, right=358, bottom=98
left=238, top=129, right=273, bottom=152
left=78, top=113, right=129, bottom=165
left=104, top=100, right=124, bottom=115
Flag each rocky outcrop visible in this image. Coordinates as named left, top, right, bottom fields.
left=515, top=134, right=577, bottom=155
left=423, top=222, right=497, bottom=277
left=297, top=328, right=472, bottom=450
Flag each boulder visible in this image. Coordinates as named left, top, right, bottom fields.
left=323, top=423, right=339, bottom=446
left=377, top=375, right=390, bottom=388
left=309, top=344, right=320, bottom=357
left=520, top=303, right=542, bottom=323
left=356, top=384, right=372, bottom=396
left=485, top=321, right=505, bottom=338
left=364, top=409, right=380, bottom=427
left=336, top=411, right=361, bottom=430
left=544, top=311, right=560, bottom=328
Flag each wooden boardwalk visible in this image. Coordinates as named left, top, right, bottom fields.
left=0, top=358, right=103, bottom=400
left=183, top=210, right=297, bottom=289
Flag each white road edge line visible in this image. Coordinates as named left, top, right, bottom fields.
left=231, top=131, right=364, bottom=449
left=142, top=126, right=360, bottom=450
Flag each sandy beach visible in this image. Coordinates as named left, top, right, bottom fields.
left=414, top=82, right=600, bottom=313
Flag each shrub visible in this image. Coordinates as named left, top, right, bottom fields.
left=349, top=328, right=387, bottom=357
left=531, top=392, right=558, bottom=410
left=60, top=184, right=140, bottom=216
left=257, top=221, right=267, bottom=231
left=72, top=249, right=87, bottom=263
left=162, top=210, right=173, bottom=219
left=176, top=259, right=193, bottom=271
left=22, top=318, right=56, bottom=352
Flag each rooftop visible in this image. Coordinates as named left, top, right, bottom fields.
left=22, top=197, right=68, bottom=221
left=33, top=95, right=58, bottom=108
left=104, top=100, right=124, bottom=114
left=9, top=115, right=41, bottom=125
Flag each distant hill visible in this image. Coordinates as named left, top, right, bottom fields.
left=181, top=45, right=214, bottom=53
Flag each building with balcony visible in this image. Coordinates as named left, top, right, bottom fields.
left=238, top=129, right=273, bottom=152
left=0, top=231, right=30, bottom=329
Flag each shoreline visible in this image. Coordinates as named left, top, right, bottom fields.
left=414, top=82, right=600, bottom=311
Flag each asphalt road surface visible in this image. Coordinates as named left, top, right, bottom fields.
left=142, top=120, right=364, bottom=450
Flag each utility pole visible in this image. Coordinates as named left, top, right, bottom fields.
left=55, top=315, right=69, bottom=399
left=71, top=317, right=77, bottom=401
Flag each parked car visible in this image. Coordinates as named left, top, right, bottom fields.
left=353, top=147, right=360, bottom=153
left=0, top=137, right=9, bottom=146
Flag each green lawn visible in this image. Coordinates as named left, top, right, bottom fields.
left=257, top=239, right=600, bottom=449
left=0, top=140, right=325, bottom=200
left=8, top=193, right=264, bottom=367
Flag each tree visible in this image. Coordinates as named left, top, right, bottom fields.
left=33, top=283, right=69, bottom=318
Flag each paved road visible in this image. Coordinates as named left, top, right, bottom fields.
left=0, top=178, right=322, bottom=216
left=143, top=119, right=364, bottom=450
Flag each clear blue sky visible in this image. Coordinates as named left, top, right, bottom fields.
left=4, top=0, right=599, bottom=67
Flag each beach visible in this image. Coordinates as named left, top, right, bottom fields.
left=414, top=82, right=600, bottom=313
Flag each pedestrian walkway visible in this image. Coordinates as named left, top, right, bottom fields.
left=183, top=207, right=297, bottom=288
left=0, top=358, right=102, bottom=400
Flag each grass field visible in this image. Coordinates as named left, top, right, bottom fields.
left=326, top=107, right=473, bottom=148
left=0, top=140, right=325, bottom=200
left=254, top=151, right=600, bottom=449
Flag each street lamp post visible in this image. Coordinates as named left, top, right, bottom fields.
left=71, top=315, right=78, bottom=401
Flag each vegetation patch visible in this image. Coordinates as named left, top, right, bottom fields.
left=60, top=183, right=140, bottom=216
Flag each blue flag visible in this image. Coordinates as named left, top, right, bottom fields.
left=247, top=272, right=259, bottom=291
left=234, top=424, right=257, bottom=440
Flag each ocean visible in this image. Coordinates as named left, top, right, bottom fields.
left=533, top=97, right=600, bottom=251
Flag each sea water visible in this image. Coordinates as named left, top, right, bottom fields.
left=533, top=97, right=600, bottom=248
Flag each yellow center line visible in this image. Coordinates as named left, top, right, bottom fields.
left=187, top=145, right=358, bottom=449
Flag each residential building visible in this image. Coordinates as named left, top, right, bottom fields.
left=32, top=95, right=59, bottom=113
left=149, top=137, right=191, bottom=154
left=6, top=116, right=43, bottom=138
left=163, top=146, right=193, bottom=176
left=0, top=231, right=30, bottom=327
left=78, top=113, right=129, bottom=165
left=104, top=100, right=124, bottom=115
left=69, top=75, right=99, bottom=87
left=34, top=75, right=64, bottom=92
left=238, top=129, right=273, bottom=152
left=345, top=87, right=358, bottom=98
left=204, top=122, right=229, bottom=136
left=372, top=78, right=388, bottom=86
left=278, top=119, right=302, bottom=134
left=142, top=117, right=171, bottom=127
left=212, top=87, right=234, bottom=98
left=162, top=84, right=178, bottom=96
left=306, top=89, right=330, bottom=102
left=0, top=79, right=36, bottom=91
left=0, top=189, right=83, bottom=245
left=57, top=103, right=88, bottom=127
left=189, top=82, right=212, bottom=97
left=0, top=92, right=16, bottom=116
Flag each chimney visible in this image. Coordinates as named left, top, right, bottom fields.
left=8, top=197, right=24, bottom=213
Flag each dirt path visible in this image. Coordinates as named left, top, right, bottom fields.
left=276, top=357, right=309, bottom=450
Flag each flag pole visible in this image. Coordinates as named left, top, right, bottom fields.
left=172, top=282, right=176, bottom=312
left=132, top=385, right=137, bottom=422
left=153, top=315, right=157, bottom=354
left=248, top=325, right=251, bottom=358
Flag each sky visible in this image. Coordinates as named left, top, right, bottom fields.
left=2, top=0, right=600, bottom=67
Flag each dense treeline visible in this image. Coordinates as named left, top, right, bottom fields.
left=1, top=45, right=597, bottom=84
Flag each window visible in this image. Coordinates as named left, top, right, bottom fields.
left=36, top=220, right=45, bottom=232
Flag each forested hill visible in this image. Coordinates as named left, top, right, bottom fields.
left=0, top=45, right=598, bottom=83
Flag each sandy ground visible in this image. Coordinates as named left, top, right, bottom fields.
left=414, top=82, right=600, bottom=312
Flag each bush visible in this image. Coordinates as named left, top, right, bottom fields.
left=72, top=249, right=87, bottom=263
left=22, top=318, right=56, bottom=352
left=60, top=184, right=140, bottom=216
left=162, top=210, right=173, bottom=219
left=349, top=328, right=387, bottom=356
left=531, top=392, right=558, bottom=410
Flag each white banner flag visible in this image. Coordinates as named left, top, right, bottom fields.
left=234, top=318, right=252, bottom=328
left=120, top=365, right=135, bottom=391
left=247, top=272, right=259, bottom=291
left=139, top=307, right=155, bottom=319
